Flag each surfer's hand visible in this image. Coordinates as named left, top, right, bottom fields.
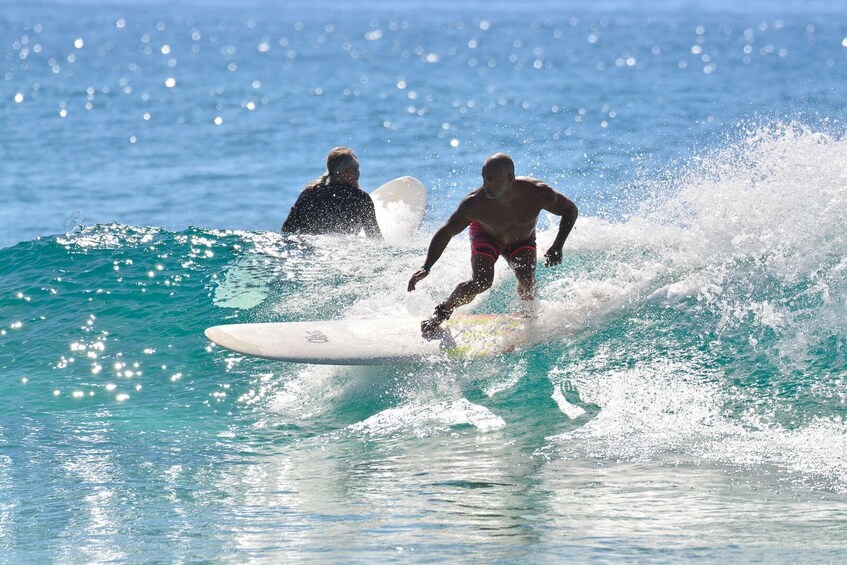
left=407, top=269, right=429, bottom=291
left=544, top=246, right=562, bottom=267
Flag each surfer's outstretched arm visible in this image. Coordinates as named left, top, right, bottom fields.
left=407, top=202, right=472, bottom=291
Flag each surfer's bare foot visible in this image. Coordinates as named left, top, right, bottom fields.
left=420, top=317, right=442, bottom=339
left=421, top=304, right=451, bottom=339
left=517, top=299, right=538, bottom=319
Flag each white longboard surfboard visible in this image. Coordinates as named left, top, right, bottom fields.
left=212, top=176, right=427, bottom=309
left=205, top=314, right=540, bottom=365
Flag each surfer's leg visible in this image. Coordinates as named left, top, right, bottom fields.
left=421, top=254, right=495, bottom=338
left=508, top=247, right=537, bottom=301
left=444, top=253, right=496, bottom=310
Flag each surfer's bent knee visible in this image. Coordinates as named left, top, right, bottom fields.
left=469, top=276, right=493, bottom=293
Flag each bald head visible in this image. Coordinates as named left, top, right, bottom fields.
left=483, top=153, right=515, bottom=175
left=481, top=153, right=516, bottom=199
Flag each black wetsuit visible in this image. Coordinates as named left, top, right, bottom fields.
left=280, top=182, right=381, bottom=238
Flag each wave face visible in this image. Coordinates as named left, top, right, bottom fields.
left=2, top=123, right=847, bottom=561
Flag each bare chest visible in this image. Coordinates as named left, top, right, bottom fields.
left=471, top=202, right=540, bottom=244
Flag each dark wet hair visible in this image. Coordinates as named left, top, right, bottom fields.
left=305, top=147, right=358, bottom=190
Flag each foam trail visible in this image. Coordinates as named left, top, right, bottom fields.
left=544, top=122, right=847, bottom=490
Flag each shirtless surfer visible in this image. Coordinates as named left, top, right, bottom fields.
left=407, top=153, right=578, bottom=338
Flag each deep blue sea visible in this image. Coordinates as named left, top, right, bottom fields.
left=2, top=0, right=847, bottom=561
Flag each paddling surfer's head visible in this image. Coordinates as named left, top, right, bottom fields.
left=481, top=153, right=515, bottom=199
left=326, top=146, right=360, bottom=187
left=304, top=146, right=360, bottom=191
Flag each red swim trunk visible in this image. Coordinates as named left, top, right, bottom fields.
left=469, top=220, right=536, bottom=262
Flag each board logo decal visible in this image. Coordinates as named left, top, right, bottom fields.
left=305, top=330, right=329, bottom=343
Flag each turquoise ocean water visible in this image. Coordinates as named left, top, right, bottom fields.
left=2, top=0, right=847, bottom=561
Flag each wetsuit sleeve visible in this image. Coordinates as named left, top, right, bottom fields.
left=361, top=194, right=382, bottom=239
left=281, top=191, right=307, bottom=233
